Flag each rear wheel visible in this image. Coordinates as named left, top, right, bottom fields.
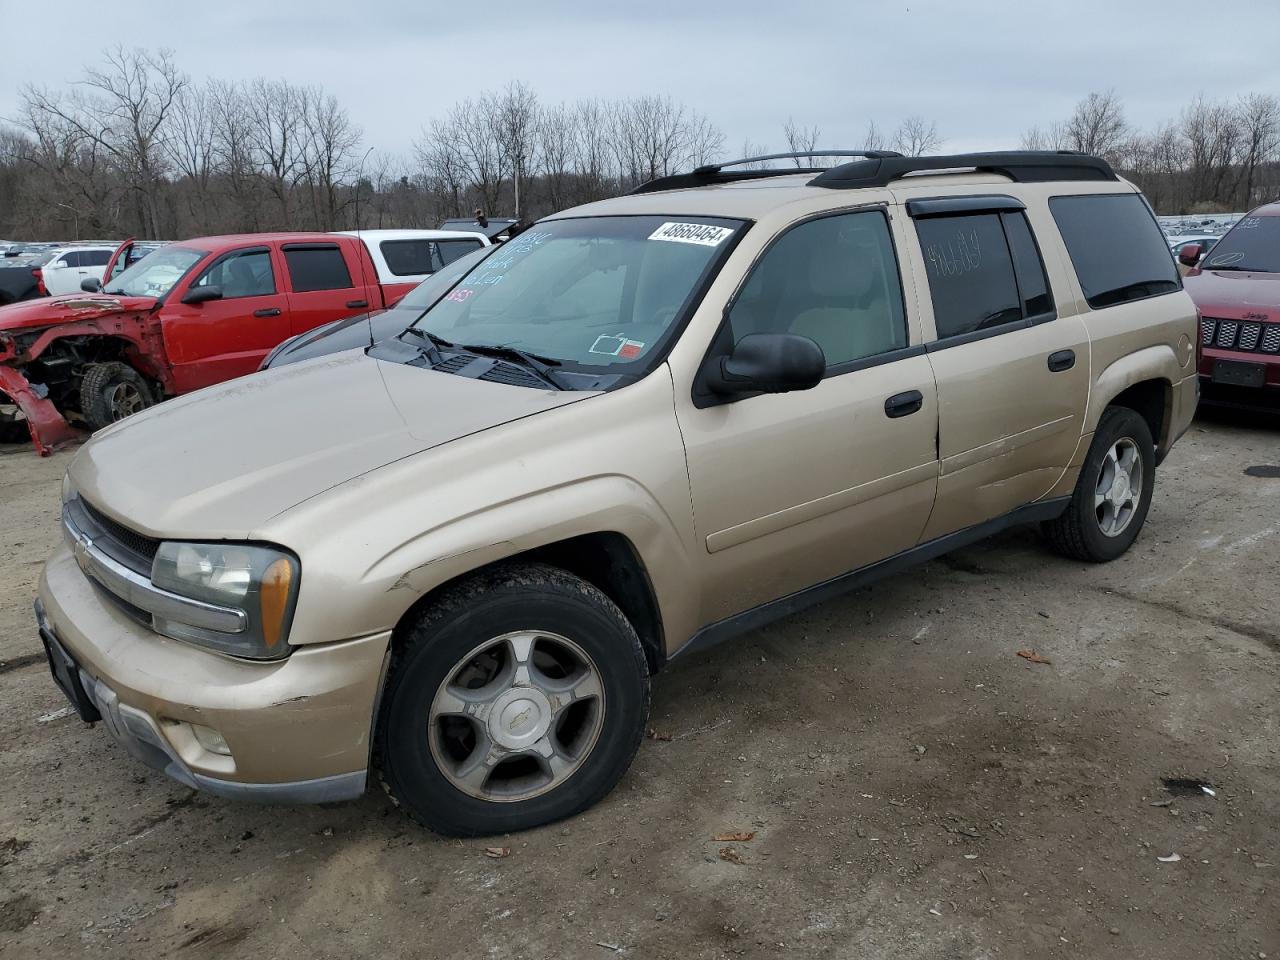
left=1042, top=406, right=1155, bottom=562
left=79, top=362, right=154, bottom=431
left=376, top=563, right=650, bottom=836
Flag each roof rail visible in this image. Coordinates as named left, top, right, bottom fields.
left=808, top=150, right=1117, bottom=189
left=629, top=149, right=903, bottom=195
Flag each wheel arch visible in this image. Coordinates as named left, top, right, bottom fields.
left=1089, top=346, right=1178, bottom=457
left=387, top=531, right=668, bottom=676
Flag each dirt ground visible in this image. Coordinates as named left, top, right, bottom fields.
left=1, top=408, right=1277, bottom=960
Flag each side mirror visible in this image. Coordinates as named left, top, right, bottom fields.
left=1178, top=244, right=1202, bottom=267
left=80, top=277, right=101, bottom=292
left=704, top=333, right=825, bottom=397
left=181, top=284, right=223, bottom=305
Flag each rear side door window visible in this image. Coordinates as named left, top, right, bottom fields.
left=1049, top=193, right=1180, bottom=308
left=82, top=250, right=112, bottom=267
left=727, top=209, right=908, bottom=370
left=913, top=206, right=1055, bottom=341
left=283, top=244, right=354, bottom=292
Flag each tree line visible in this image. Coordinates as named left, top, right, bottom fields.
left=1022, top=89, right=1279, bottom=214
left=1, top=47, right=1276, bottom=242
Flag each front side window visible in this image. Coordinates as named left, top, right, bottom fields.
left=105, top=246, right=206, bottom=299
left=58, top=251, right=82, bottom=268
left=284, top=245, right=354, bottom=292
left=728, top=210, right=907, bottom=367
left=411, top=215, right=742, bottom=369
left=190, top=248, right=275, bottom=299
left=1202, top=215, right=1280, bottom=273
left=1050, top=193, right=1180, bottom=308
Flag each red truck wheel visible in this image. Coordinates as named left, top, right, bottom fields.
left=79, top=362, right=154, bottom=432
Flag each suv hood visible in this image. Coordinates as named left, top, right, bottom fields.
left=1184, top=269, right=1280, bottom=320
left=0, top=294, right=157, bottom=334
left=73, top=350, right=591, bottom=539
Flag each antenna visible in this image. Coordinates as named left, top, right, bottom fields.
left=352, top=145, right=376, bottom=349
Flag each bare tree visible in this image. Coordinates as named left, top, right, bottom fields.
left=492, top=82, right=539, bottom=217
left=783, top=117, right=821, bottom=165
left=246, top=77, right=308, bottom=227
left=1182, top=95, right=1242, bottom=207
left=1064, top=90, right=1128, bottom=159
left=19, top=46, right=186, bottom=236
left=1236, top=92, right=1279, bottom=207
left=861, top=120, right=886, bottom=152
left=301, top=89, right=361, bottom=229
left=1020, top=122, right=1067, bottom=151
left=892, top=115, right=941, bottom=156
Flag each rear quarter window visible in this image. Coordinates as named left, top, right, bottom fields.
left=1049, top=194, right=1180, bottom=309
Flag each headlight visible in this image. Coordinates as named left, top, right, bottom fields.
left=151, top=542, right=299, bottom=660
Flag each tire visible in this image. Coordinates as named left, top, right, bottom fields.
left=79, top=362, right=154, bottom=431
left=1042, top=406, right=1156, bottom=563
left=375, top=562, right=650, bottom=837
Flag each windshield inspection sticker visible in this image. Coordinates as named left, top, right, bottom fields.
left=589, top=335, right=645, bottom=358
left=649, top=222, right=733, bottom=247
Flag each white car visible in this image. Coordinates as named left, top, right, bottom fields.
left=334, top=229, right=490, bottom=304
left=41, top=246, right=119, bottom=296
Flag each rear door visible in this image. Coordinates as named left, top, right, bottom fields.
left=161, top=245, right=290, bottom=393
left=281, top=240, right=380, bottom=335
left=901, top=194, right=1090, bottom=540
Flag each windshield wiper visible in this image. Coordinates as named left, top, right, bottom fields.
left=456, top=342, right=566, bottom=390
left=402, top=327, right=454, bottom=351
left=1205, top=264, right=1267, bottom=273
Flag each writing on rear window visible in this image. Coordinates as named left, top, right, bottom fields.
left=649, top=222, right=734, bottom=247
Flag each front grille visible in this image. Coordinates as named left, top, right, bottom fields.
left=68, top=497, right=158, bottom=575
left=1203, top=317, right=1280, bottom=355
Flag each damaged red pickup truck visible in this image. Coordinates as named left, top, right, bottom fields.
left=1, top=233, right=394, bottom=454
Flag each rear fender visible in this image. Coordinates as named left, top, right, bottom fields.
left=1087, top=345, right=1179, bottom=439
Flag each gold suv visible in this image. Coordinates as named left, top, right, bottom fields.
left=37, top=151, right=1199, bottom=835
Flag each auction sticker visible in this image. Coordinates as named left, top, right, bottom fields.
left=649, top=222, right=734, bottom=247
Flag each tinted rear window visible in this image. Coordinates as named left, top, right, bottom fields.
left=380, top=238, right=483, bottom=276
left=82, top=249, right=112, bottom=266
left=1049, top=194, right=1179, bottom=309
left=916, top=213, right=1023, bottom=338
left=283, top=245, right=353, bottom=292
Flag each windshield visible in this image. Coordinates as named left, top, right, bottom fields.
left=411, top=215, right=743, bottom=369
left=1202, top=215, right=1280, bottom=273
left=105, top=246, right=205, bottom=298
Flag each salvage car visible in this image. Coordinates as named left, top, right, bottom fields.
left=0, top=231, right=457, bottom=453
left=37, top=151, right=1198, bottom=836
left=1182, top=202, right=1280, bottom=409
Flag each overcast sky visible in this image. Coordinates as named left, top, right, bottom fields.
left=2, top=0, right=1277, bottom=159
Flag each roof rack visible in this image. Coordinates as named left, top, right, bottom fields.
left=808, top=150, right=1117, bottom=189
left=629, top=150, right=904, bottom=195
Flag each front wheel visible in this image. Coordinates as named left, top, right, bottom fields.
left=375, top=563, right=650, bottom=836
left=1042, top=406, right=1156, bottom=562
left=79, top=362, right=154, bottom=432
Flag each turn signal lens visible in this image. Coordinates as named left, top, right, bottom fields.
left=260, top=557, right=294, bottom=650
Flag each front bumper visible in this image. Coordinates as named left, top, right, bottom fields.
left=37, top=545, right=391, bottom=803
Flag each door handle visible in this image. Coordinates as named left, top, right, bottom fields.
left=253, top=307, right=281, bottom=318
left=346, top=299, right=369, bottom=309
left=1047, top=349, right=1076, bottom=372
left=884, top=389, right=924, bottom=418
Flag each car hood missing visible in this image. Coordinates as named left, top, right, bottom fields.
left=72, top=349, right=592, bottom=539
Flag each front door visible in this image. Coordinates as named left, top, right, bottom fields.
left=676, top=208, right=940, bottom=624
left=163, top=245, right=290, bottom=393
left=902, top=197, right=1090, bottom=540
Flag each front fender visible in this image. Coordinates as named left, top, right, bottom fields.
left=356, top=475, right=698, bottom=655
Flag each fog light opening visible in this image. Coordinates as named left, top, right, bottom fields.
left=190, top=723, right=232, bottom=757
